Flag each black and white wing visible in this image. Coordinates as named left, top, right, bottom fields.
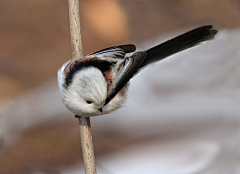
left=104, top=51, right=147, bottom=105
left=87, top=44, right=136, bottom=59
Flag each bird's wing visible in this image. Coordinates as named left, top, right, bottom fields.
left=87, top=44, right=136, bottom=59
left=104, top=51, right=147, bottom=105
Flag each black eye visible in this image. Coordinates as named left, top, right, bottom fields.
left=86, top=101, right=93, bottom=104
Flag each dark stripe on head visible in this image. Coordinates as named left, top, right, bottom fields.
left=64, top=57, right=113, bottom=87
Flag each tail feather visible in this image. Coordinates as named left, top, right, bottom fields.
left=141, top=26, right=217, bottom=67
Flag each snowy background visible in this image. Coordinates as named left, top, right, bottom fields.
left=0, top=1, right=240, bottom=174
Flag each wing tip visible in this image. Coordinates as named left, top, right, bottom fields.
left=120, top=44, right=136, bottom=53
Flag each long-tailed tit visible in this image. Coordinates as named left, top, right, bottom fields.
left=58, top=26, right=217, bottom=117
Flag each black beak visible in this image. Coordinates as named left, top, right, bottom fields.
left=98, top=108, right=103, bottom=113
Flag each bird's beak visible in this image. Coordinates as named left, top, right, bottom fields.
left=98, top=108, right=103, bottom=113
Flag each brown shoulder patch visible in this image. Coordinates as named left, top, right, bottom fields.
left=103, top=70, right=113, bottom=92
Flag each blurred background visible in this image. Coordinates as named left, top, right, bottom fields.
left=1, top=0, right=240, bottom=173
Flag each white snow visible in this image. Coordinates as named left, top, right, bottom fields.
left=1, top=28, right=240, bottom=173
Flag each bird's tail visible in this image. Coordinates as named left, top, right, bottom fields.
left=141, top=25, right=217, bottom=67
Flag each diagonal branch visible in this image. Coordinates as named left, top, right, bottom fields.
left=67, top=0, right=97, bottom=173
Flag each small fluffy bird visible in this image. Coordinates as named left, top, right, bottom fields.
left=58, top=26, right=217, bottom=117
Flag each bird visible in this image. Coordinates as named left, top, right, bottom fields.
left=58, top=25, right=217, bottom=117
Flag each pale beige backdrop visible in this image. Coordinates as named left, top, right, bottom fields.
left=0, top=0, right=240, bottom=173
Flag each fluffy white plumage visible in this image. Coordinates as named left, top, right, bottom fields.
left=57, top=26, right=217, bottom=117
left=58, top=62, right=127, bottom=117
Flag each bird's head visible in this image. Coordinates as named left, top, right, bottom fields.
left=58, top=63, right=107, bottom=116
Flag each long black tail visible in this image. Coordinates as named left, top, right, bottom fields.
left=141, top=25, right=217, bottom=67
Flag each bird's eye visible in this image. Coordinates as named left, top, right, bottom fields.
left=86, top=101, right=93, bottom=104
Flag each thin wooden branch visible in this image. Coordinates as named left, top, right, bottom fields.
left=67, top=0, right=97, bottom=173
left=78, top=117, right=96, bottom=174
left=68, top=0, right=83, bottom=58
